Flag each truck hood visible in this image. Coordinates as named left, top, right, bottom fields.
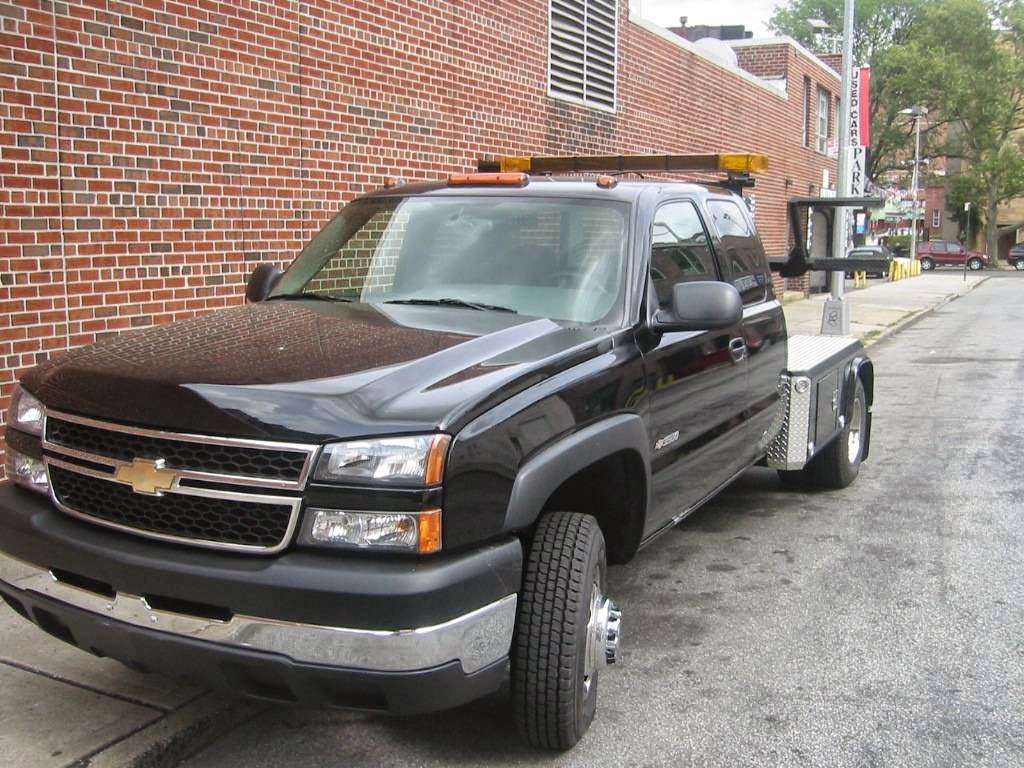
left=23, top=301, right=611, bottom=442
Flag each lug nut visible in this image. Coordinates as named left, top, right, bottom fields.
left=604, top=602, right=622, bottom=665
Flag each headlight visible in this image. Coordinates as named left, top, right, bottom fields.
left=5, top=447, right=49, bottom=494
left=314, top=434, right=450, bottom=486
left=10, top=386, right=44, bottom=436
left=300, top=508, right=442, bottom=553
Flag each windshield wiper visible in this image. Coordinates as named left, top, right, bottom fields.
left=267, top=292, right=353, bottom=303
left=384, top=298, right=518, bottom=313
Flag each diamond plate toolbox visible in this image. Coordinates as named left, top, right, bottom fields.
left=767, top=335, right=863, bottom=470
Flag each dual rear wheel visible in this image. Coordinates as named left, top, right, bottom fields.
left=778, top=378, right=867, bottom=489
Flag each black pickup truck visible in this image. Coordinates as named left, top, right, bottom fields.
left=0, top=154, right=873, bottom=749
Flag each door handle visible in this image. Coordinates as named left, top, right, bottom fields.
left=729, top=337, right=747, bottom=363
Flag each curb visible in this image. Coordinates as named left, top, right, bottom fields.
left=77, top=695, right=266, bottom=768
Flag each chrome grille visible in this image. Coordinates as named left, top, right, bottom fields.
left=49, top=466, right=294, bottom=549
left=45, top=413, right=313, bottom=487
left=41, top=411, right=317, bottom=554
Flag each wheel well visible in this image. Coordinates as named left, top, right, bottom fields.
left=540, top=449, right=646, bottom=564
left=857, top=360, right=875, bottom=406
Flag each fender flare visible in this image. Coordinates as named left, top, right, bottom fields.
left=843, top=356, right=874, bottom=461
left=503, top=414, right=652, bottom=532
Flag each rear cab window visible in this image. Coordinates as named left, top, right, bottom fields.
left=706, top=197, right=773, bottom=305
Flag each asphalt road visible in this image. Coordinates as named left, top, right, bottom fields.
left=184, top=273, right=1024, bottom=768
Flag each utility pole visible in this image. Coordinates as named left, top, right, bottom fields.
left=822, top=0, right=856, bottom=335
left=906, top=107, right=927, bottom=263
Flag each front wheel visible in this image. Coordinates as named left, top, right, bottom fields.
left=1015, top=260, right=1024, bottom=271
left=967, top=257, right=984, bottom=271
left=512, top=511, right=621, bottom=750
left=920, top=257, right=935, bottom=271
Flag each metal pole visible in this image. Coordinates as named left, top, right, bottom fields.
left=909, top=114, right=922, bottom=262
left=822, top=0, right=855, bottom=335
left=962, top=202, right=971, bottom=282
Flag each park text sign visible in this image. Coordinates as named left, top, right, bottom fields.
left=848, top=67, right=871, bottom=196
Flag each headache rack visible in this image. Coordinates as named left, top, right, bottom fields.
left=772, top=196, right=887, bottom=277
left=477, top=152, right=768, bottom=193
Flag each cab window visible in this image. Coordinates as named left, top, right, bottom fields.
left=706, top=198, right=771, bottom=305
left=650, top=201, right=719, bottom=309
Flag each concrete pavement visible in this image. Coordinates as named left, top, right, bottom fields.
left=0, top=590, right=265, bottom=768
left=783, top=271, right=988, bottom=342
left=0, top=269, right=991, bottom=768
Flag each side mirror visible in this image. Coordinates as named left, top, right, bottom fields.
left=245, top=264, right=284, bottom=303
left=652, top=281, right=743, bottom=333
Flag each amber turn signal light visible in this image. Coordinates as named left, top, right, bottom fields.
left=418, top=508, right=442, bottom=554
left=425, top=434, right=451, bottom=486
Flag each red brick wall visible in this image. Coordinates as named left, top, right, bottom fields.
left=817, top=53, right=842, bottom=73
left=732, top=45, right=790, bottom=79
left=1, top=1, right=837, bottom=472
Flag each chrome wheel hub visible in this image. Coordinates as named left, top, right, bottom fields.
left=847, top=395, right=864, bottom=464
left=583, top=583, right=622, bottom=694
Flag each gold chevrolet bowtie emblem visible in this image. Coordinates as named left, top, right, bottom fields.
left=115, top=458, right=177, bottom=495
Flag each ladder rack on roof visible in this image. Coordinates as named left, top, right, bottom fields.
left=478, top=152, right=768, bottom=175
left=477, top=152, right=768, bottom=191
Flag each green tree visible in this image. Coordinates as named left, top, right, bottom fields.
left=768, top=0, right=927, bottom=180
left=886, top=0, right=1024, bottom=264
left=769, top=0, right=919, bottom=60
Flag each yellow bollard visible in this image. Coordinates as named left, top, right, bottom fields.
left=854, top=271, right=867, bottom=288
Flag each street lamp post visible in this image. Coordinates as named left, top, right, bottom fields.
left=901, top=106, right=928, bottom=262
left=821, top=0, right=855, bottom=336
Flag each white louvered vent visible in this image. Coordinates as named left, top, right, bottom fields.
left=549, top=0, right=617, bottom=110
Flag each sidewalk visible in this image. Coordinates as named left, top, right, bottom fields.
left=0, top=590, right=264, bottom=768
left=782, top=271, right=988, bottom=343
left=0, top=271, right=991, bottom=768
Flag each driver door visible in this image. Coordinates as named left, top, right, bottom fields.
left=643, top=200, right=749, bottom=536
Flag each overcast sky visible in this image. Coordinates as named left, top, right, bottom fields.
left=636, top=0, right=778, bottom=37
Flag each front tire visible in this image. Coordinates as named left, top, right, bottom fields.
left=920, top=257, right=935, bottom=271
left=512, top=512, right=617, bottom=750
left=1015, top=260, right=1024, bottom=271
left=967, top=257, right=983, bottom=271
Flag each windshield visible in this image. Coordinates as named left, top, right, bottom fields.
left=271, top=196, right=631, bottom=324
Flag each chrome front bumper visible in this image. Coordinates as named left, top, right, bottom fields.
left=0, top=550, right=516, bottom=675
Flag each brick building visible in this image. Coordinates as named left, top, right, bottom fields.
left=0, top=0, right=839, bottom=473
